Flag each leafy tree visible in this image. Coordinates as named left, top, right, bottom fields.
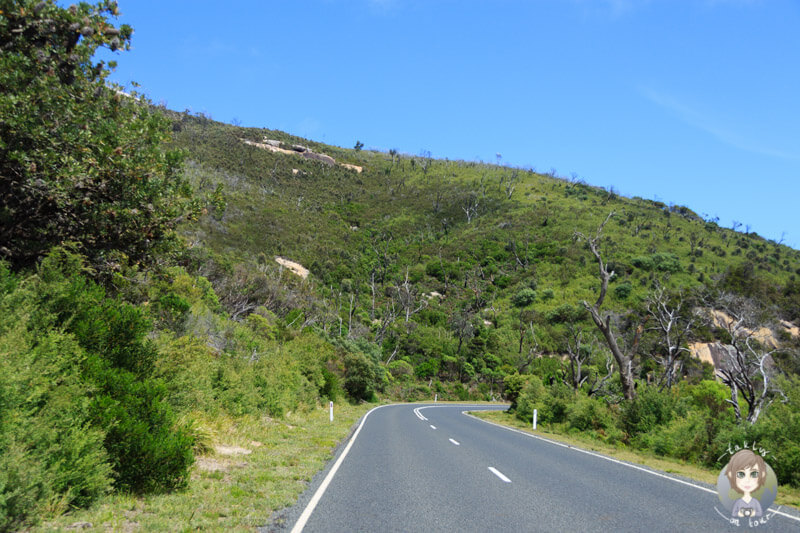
left=0, top=0, right=197, bottom=269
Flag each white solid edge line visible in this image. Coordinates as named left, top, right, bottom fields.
left=464, top=411, right=800, bottom=524
left=489, top=467, right=512, bottom=483
left=290, top=404, right=392, bottom=533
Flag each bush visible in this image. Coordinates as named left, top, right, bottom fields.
left=388, top=360, right=415, bottom=380
left=620, top=386, right=675, bottom=438
left=566, top=396, right=613, bottom=432
left=515, top=376, right=547, bottom=423
left=614, top=282, right=632, bottom=300
left=511, top=287, right=536, bottom=308
left=344, top=352, right=379, bottom=402
left=90, top=366, right=194, bottom=493
left=1, top=250, right=195, bottom=511
left=545, top=304, right=588, bottom=324
left=0, top=328, right=112, bottom=529
left=503, top=373, right=530, bottom=410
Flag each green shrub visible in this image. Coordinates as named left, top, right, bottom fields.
left=0, top=0, right=197, bottom=270
left=545, top=304, right=588, bottom=324
left=515, top=376, right=547, bottom=423
left=543, top=382, right=573, bottom=424
left=620, top=386, right=675, bottom=438
left=344, top=352, right=379, bottom=402
left=503, top=373, right=530, bottom=410
left=0, top=328, right=114, bottom=529
left=91, top=366, right=194, bottom=493
left=388, top=359, right=415, bottom=380
left=614, top=282, right=632, bottom=300
left=631, top=256, right=654, bottom=271
left=511, top=287, right=536, bottom=308
left=566, top=396, right=612, bottom=432
left=652, top=252, right=682, bottom=273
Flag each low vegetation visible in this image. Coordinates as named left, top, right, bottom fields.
left=1, top=1, right=799, bottom=531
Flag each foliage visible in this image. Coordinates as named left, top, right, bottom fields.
left=511, top=287, right=536, bottom=307
left=344, top=352, right=379, bottom=402
left=620, top=385, right=676, bottom=437
left=0, top=251, right=196, bottom=528
left=0, top=0, right=197, bottom=269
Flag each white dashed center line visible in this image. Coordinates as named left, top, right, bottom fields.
left=488, top=467, right=511, bottom=483
left=430, top=425, right=437, bottom=430
left=449, top=438, right=460, bottom=446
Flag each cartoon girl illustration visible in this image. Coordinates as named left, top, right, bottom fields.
left=725, top=449, right=766, bottom=518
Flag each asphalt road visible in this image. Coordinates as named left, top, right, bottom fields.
left=267, top=404, right=800, bottom=532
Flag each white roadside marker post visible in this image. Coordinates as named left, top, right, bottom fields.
left=434, top=394, right=438, bottom=403
left=330, top=401, right=334, bottom=422
left=533, top=408, right=538, bottom=430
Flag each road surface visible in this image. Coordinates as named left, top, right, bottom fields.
left=267, top=403, right=800, bottom=532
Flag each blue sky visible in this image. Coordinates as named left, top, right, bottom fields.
left=99, top=0, right=799, bottom=248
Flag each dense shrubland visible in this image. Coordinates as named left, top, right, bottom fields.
left=2, top=0, right=800, bottom=529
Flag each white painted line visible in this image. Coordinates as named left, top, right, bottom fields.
left=449, top=438, right=460, bottom=446
left=465, top=412, right=800, bottom=524
left=489, top=467, right=511, bottom=483
left=430, top=425, right=437, bottom=430
left=290, top=404, right=392, bottom=533
left=413, top=407, right=428, bottom=421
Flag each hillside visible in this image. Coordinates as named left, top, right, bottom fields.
left=2, top=3, right=799, bottom=526
left=171, top=112, right=800, bottom=372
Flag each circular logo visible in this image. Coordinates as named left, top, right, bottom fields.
left=716, top=449, right=778, bottom=520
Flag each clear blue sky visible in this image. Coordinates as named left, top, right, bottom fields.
left=98, top=0, right=799, bottom=248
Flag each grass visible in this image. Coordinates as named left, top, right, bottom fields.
left=38, top=402, right=375, bottom=532
left=470, top=410, right=800, bottom=511
left=29, top=399, right=800, bottom=531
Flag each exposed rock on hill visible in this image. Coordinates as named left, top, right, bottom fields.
left=275, top=256, right=309, bottom=279
left=241, top=138, right=362, bottom=172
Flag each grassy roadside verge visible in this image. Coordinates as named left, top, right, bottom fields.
left=38, top=402, right=375, bottom=532
left=470, top=410, right=800, bottom=511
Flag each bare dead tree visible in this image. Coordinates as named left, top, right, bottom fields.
left=645, top=285, right=695, bottom=390
left=510, top=240, right=528, bottom=271
left=502, top=170, right=519, bottom=199
left=560, top=323, right=614, bottom=396
left=517, top=309, right=535, bottom=354
left=450, top=310, right=475, bottom=355
left=517, top=322, right=544, bottom=373
left=347, top=293, right=357, bottom=337
left=703, top=293, right=783, bottom=424
left=369, top=269, right=377, bottom=321
left=462, top=192, right=479, bottom=223
left=397, top=267, right=428, bottom=323
left=576, top=212, right=640, bottom=400
left=374, top=295, right=399, bottom=345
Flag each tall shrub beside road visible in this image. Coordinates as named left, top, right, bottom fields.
left=0, top=0, right=197, bottom=270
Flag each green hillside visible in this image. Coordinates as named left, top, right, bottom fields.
left=171, top=112, right=800, bottom=369
left=2, top=2, right=799, bottom=529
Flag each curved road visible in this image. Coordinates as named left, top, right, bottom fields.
left=268, top=404, right=800, bottom=532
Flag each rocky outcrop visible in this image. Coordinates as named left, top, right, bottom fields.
left=689, top=342, right=736, bottom=373
left=242, top=137, right=364, bottom=172
left=275, top=257, right=309, bottom=279
left=302, top=151, right=335, bottom=166
left=340, top=163, right=363, bottom=173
